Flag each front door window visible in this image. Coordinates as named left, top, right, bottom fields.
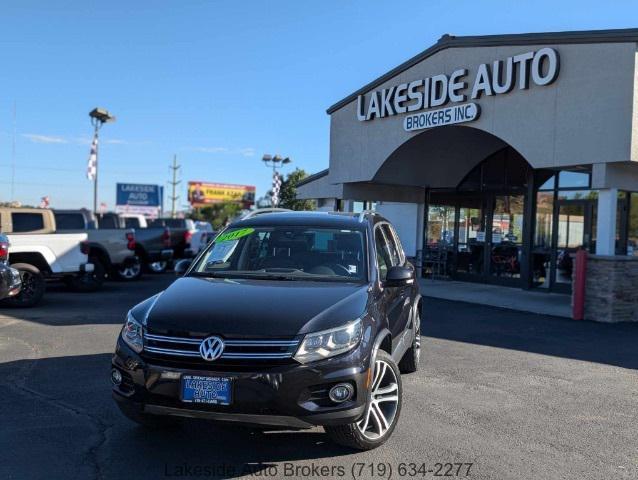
left=489, top=195, right=524, bottom=279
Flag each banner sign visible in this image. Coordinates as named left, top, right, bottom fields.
left=188, top=181, right=255, bottom=208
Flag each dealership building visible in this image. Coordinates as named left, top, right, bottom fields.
left=298, top=28, right=638, bottom=322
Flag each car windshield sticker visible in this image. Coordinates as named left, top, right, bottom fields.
left=206, top=241, right=239, bottom=266
left=348, top=265, right=358, bottom=274
left=215, top=228, right=254, bottom=243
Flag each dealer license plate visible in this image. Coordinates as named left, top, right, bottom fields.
left=181, top=375, right=232, bottom=405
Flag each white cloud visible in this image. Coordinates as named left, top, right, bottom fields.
left=22, top=133, right=68, bottom=144
left=189, top=146, right=256, bottom=157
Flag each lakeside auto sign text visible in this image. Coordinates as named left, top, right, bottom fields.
left=355, top=47, right=559, bottom=132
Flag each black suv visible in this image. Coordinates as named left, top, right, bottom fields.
left=112, top=212, right=421, bottom=449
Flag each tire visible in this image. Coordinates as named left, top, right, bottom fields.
left=117, top=404, right=181, bottom=429
left=325, top=350, right=402, bottom=450
left=66, top=257, right=105, bottom=292
left=116, top=259, right=142, bottom=281
left=148, top=261, right=168, bottom=274
left=1, top=263, right=45, bottom=308
left=399, top=307, right=421, bottom=374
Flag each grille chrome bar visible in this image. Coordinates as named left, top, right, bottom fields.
left=143, top=332, right=300, bottom=360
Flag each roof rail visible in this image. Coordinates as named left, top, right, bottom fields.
left=357, top=210, right=379, bottom=222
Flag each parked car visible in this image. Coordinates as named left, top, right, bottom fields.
left=147, top=218, right=196, bottom=271
left=112, top=211, right=421, bottom=450
left=193, top=221, right=214, bottom=254
left=0, top=208, right=95, bottom=306
left=111, top=213, right=174, bottom=273
left=0, top=235, right=22, bottom=302
left=54, top=209, right=140, bottom=281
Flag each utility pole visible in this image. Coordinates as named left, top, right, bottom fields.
left=168, top=155, right=181, bottom=218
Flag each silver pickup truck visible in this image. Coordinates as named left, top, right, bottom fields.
left=54, top=209, right=141, bottom=281
left=55, top=210, right=173, bottom=279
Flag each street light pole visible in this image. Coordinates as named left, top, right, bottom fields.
left=88, top=108, right=115, bottom=215
left=262, top=154, right=291, bottom=207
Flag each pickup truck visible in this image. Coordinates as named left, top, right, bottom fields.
left=0, top=235, right=21, bottom=302
left=56, top=210, right=173, bottom=277
left=54, top=209, right=141, bottom=281
left=148, top=218, right=196, bottom=263
left=0, top=207, right=96, bottom=306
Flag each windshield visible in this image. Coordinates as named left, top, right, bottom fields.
left=191, top=226, right=367, bottom=282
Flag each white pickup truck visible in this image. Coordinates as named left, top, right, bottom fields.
left=0, top=207, right=96, bottom=307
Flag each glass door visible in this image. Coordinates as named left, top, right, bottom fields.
left=488, top=195, right=525, bottom=282
left=456, top=199, right=487, bottom=278
left=551, top=200, right=593, bottom=290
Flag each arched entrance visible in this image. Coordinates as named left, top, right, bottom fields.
left=371, top=125, right=596, bottom=291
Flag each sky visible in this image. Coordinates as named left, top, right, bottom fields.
left=1, top=0, right=637, bottom=210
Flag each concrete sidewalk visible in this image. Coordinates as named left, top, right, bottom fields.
left=419, top=278, right=572, bottom=318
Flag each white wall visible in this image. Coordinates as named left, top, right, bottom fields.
left=375, top=202, right=421, bottom=257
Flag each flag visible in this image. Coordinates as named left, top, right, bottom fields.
left=87, top=131, right=98, bottom=180
left=39, top=196, right=50, bottom=208
left=271, top=172, right=282, bottom=207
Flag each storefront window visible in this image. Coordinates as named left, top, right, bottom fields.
left=426, top=205, right=455, bottom=245
left=490, top=195, right=524, bottom=279
left=534, top=192, right=553, bottom=248
left=628, top=193, right=638, bottom=256
left=559, top=171, right=590, bottom=189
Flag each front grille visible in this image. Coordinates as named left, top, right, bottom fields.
left=142, top=332, right=301, bottom=364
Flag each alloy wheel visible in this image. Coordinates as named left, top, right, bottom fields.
left=357, top=359, right=400, bottom=440
left=119, top=262, right=141, bottom=279
left=414, top=313, right=421, bottom=364
left=149, top=261, right=167, bottom=273
left=20, top=271, right=36, bottom=297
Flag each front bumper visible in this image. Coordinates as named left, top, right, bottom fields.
left=112, top=338, right=370, bottom=428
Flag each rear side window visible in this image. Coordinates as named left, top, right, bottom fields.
left=374, top=227, right=392, bottom=281
left=98, top=215, right=118, bottom=229
left=12, top=213, right=45, bottom=232
left=381, top=224, right=403, bottom=265
left=124, top=218, right=140, bottom=229
left=55, top=213, right=85, bottom=230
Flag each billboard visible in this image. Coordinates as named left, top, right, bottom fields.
left=115, top=183, right=163, bottom=217
left=188, top=181, right=255, bottom=209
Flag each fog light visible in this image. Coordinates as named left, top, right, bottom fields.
left=111, top=368, right=122, bottom=386
left=329, top=383, right=354, bottom=403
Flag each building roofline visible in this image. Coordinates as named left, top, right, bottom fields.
left=326, top=27, right=638, bottom=115
left=297, top=168, right=329, bottom=187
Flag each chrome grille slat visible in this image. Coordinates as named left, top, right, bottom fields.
left=143, top=332, right=300, bottom=361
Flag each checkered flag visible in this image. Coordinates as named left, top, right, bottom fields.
left=271, top=172, right=282, bottom=207
left=86, top=131, right=98, bottom=180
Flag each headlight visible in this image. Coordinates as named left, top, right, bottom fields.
left=121, top=311, right=143, bottom=353
left=294, top=319, right=362, bottom=364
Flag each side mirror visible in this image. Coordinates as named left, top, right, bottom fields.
left=174, top=259, right=192, bottom=277
left=384, top=265, right=415, bottom=288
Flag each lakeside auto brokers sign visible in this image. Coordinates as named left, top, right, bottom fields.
left=115, top=183, right=163, bottom=216
left=355, top=48, right=559, bottom=132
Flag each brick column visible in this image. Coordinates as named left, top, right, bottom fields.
left=579, top=255, right=638, bottom=322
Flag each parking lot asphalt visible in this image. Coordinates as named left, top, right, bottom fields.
left=1, top=274, right=637, bottom=480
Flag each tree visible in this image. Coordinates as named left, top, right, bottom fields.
left=279, top=168, right=316, bottom=211
left=190, top=202, right=242, bottom=229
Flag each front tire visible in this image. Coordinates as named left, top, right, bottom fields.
left=399, top=308, right=421, bottom=374
left=325, top=350, right=402, bottom=450
left=0, top=263, right=45, bottom=308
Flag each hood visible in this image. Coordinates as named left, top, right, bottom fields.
left=135, top=276, right=369, bottom=337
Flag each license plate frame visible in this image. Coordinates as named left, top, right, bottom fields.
left=180, top=375, right=233, bottom=406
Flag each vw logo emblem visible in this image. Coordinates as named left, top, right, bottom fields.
left=199, top=336, right=224, bottom=361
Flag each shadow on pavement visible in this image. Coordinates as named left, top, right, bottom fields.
left=422, top=297, right=638, bottom=370
left=0, top=273, right=175, bottom=326
left=0, top=353, right=353, bottom=480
